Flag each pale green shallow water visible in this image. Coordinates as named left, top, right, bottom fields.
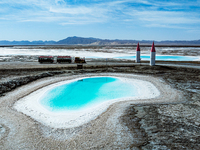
left=40, top=77, right=137, bottom=111
left=116, top=55, right=199, bottom=61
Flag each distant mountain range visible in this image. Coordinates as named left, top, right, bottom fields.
left=1, top=36, right=200, bottom=45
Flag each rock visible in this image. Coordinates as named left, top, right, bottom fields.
left=0, top=124, right=6, bottom=140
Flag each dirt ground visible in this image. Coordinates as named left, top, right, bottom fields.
left=0, top=59, right=200, bottom=149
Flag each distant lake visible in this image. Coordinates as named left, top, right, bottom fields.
left=115, top=55, right=200, bottom=61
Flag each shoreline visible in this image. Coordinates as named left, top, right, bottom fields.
left=14, top=74, right=161, bottom=128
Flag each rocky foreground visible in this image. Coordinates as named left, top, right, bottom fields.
left=0, top=62, right=200, bottom=149
left=119, top=66, right=200, bottom=149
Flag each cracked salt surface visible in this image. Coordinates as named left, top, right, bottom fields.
left=14, top=75, right=160, bottom=129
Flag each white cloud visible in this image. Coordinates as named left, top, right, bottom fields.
left=49, top=6, right=93, bottom=15
left=134, top=10, right=200, bottom=24
left=0, top=0, right=200, bottom=27
left=122, top=1, right=200, bottom=28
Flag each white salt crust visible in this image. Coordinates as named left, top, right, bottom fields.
left=14, top=76, right=160, bottom=129
left=0, top=48, right=200, bottom=61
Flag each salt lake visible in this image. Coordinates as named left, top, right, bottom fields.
left=40, top=77, right=137, bottom=112
left=14, top=75, right=160, bottom=128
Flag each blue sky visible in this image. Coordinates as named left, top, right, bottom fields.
left=0, top=0, right=200, bottom=41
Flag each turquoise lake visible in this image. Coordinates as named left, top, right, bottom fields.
left=116, top=55, right=199, bottom=61
left=40, top=77, right=137, bottom=111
